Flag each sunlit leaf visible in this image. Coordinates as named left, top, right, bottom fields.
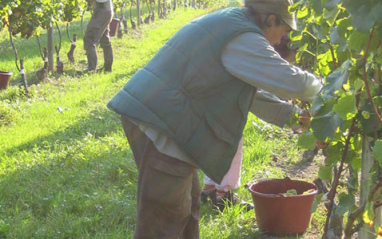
left=353, top=79, right=364, bottom=91
left=333, top=93, right=357, bottom=120
left=363, top=201, right=375, bottom=227
left=322, top=60, right=351, bottom=96
left=361, top=111, right=370, bottom=120
left=297, top=7, right=308, bottom=18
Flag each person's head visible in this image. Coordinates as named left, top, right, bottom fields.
left=245, top=0, right=297, bottom=45
left=273, top=35, right=297, bottom=62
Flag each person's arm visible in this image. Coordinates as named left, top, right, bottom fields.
left=222, top=32, right=322, bottom=103
left=250, top=89, right=301, bottom=128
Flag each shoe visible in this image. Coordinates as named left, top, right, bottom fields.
left=213, top=191, right=254, bottom=212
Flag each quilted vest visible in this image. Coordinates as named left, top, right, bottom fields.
left=107, top=7, right=263, bottom=183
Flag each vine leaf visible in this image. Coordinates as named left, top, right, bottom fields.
left=325, top=143, right=342, bottom=166
left=325, top=0, right=341, bottom=11
left=373, top=139, right=382, bottom=166
left=352, top=3, right=382, bottom=33
left=330, top=26, right=341, bottom=45
left=351, top=156, right=362, bottom=171
left=309, top=0, right=323, bottom=15
left=297, top=131, right=316, bottom=150
left=311, top=111, right=342, bottom=140
left=333, top=93, right=357, bottom=120
left=322, top=60, right=351, bottom=97
left=318, top=165, right=333, bottom=182
left=336, top=193, right=355, bottom=215
left=310, top=193, right=324, bottom=213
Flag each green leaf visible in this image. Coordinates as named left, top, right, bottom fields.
left=298, top=131, right=317, bottom=150
left=325, top=143, right=342, bottom=166
left=361, top=111, right=370, bottom=120
left=333, top=93, right=357, bottom=120
left=330, top=26, right=342, bottom=45
left=310, top=0, right=323, bottom=15
left=325, top=0, right=342, bottom=11
left=353, top=79, right=364, bottom=91
left=297, top=7, right=309, bottom=18
left=310, top=193, right=324, bottom=213
left=347, top=175, right=358, bottom=193
left=336, top=193, right=355, bottom=215
left=311, top=111, right=343, bottom=140
left=348, top=31, right=369, bottom=51
left=337, top=18, right=351, bottom=39
left=373, top=140, right=382, bottom=166
left=311, top=95, right=325, bottom=116
left=322, top=60, right=351, bottom=96
left=352, top=3, right=382, bottom=33
left=351, top=156, right=362, bottom=171
left=318, top=165, right=332, bottom=181
left=323, top=6, right=340, bottom=26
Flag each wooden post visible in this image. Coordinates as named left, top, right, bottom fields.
left=47, top=27, right=54, bottom=72
left=359, top=135, right=382, bottom=238
left=137, top=0, right=141, bottom=27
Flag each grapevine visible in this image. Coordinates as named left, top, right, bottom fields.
left=293, top=0, right=382, bottom=238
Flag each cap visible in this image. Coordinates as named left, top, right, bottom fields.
left=244, top=0, right=297, bottom=30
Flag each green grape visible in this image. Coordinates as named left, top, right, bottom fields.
left=362, top=110, right=370, bottom=120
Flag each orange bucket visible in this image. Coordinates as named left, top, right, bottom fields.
left=247, top=178, right=317, bottom=236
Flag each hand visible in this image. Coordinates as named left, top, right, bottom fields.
left=316, top=140, right=328, bottom=150
left=298, top=109, right=311, bottom=130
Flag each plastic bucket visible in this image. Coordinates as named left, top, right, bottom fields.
left=109, top=18, right=120, bottom=37
left=0, top=71, right=12, bottom=90
left=247, top=178, right=317, bottom=236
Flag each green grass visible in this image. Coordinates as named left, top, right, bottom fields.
left=0, top=4, right=324, bottom=239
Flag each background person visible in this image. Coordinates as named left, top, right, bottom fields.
left=107, top=0, right=322, bottom=238
left=82, top=0, right=114, bottom=74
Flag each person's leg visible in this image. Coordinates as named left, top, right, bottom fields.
left=99, top=23, right=113, bottom=72
left=83, top=5, right=112, bottom=71
left=121, top=117, right=200, bottom=239
left=203, top=138, right=253, bottom=211
left=216, top=138, right=243, bottom=192
left=182, top=170, right=201, bottom=239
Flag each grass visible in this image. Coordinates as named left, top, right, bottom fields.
left=0, top=3, right=324, bottom=239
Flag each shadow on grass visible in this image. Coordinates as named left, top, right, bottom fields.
left=0, top=107, right=138, bottom=238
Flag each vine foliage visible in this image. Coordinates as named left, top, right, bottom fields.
left=293, top=0, right=382, bottom=238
